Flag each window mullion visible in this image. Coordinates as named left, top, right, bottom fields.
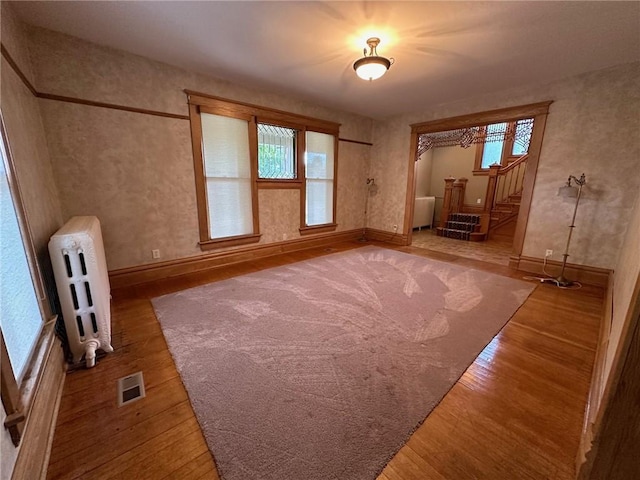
left=248, top=116, right=260, bottom=234
left=298, top=128, right=307, bottom=229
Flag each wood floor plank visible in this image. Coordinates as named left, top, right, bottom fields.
left=50, top=375, right=188, bottom=459
left=46, top=240, right=602, bottom=480
left=47, top=401, right=195, bottom=479
left=162, top=451, right=219, bottom=480
left=96, top=418, right=205, bottom=479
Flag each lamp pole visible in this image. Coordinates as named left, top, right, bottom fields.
left=555, top=173, right=586, bottom=287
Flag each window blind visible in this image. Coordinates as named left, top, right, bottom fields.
left=305, top=131, right=334, bottom=226
left=201, top=113, right=253, bottom=239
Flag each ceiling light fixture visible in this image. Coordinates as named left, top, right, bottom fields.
left=353, top=37, right=394, bottom=81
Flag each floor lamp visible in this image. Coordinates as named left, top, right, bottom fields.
left=359, top=178, right=376, bottom=242
left=542, top=173, right=586, bottom=287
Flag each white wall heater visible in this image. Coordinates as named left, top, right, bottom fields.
left=413, top=196, right=435, bottom=229
left=49, top=216, right=113, bottom=368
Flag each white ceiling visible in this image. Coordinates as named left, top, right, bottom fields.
left=9, top=1, right=640, bottom=119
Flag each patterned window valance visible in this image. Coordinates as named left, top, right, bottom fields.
left=416, top=118, right=534, bottom=160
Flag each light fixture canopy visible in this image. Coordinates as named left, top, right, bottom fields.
left=353, top=37, right=394, bottom=81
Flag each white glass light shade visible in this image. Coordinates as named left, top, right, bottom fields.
left=558, top=185, right=578, bottom=197
left=354, top=57, right=391, bottom=81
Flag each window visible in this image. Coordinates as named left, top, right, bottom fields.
left=258, top=124, right=296, bottom=180
left=201, top=113, right=255, bottom=240
left=510, top=118, right=534, bottom=156
left=1, top=113, right=51, bottom=447
left=479, top=122, right=507, bottom=169
left=305, top=131, right=335, bottom=227
left=187, top=92, right=340, bottom=249
left=0, top=133, right=43, bottom=382
left=474, top=118, right=534, bottom=173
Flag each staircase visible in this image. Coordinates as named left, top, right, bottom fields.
left=437, top=213, right=486, bottom=241
left=431, top=154, right=528, bottom=243
left=489, top=192, right=520, bottom=240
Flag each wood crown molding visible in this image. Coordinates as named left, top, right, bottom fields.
left=410, top=101, right=554, bottom=134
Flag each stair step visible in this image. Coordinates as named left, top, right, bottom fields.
left=445, top=221, right=479, bottom=232
left=448, top=213, right=481, bottom=224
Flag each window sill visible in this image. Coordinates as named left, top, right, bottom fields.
left=199, top=233, right=261, bottom=251
left=299, top=224, right=337, bottom=236
left=472, top=169, right=490, bottom=176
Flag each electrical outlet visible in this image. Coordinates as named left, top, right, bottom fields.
left=393, top=224, right=398, bottom=233
left=152, top=249, right=161, bottom=259
left=476, top=198, right=482, bottom=204
left=545, top=249, right=553, bottom=257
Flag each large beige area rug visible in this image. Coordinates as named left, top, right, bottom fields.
left=152, top=246, right=534, bottom=480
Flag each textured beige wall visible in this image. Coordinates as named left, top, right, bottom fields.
left=429, top=146, right=488, bottom=217
left=369, top=62, right=640, bottom=269
left=23, top=26, right=373, bottom=270
left=605, top=192, right=640, bottom=395
left=37, top=101, right=199, bottom=269
left=415, top=149, right=432, bottom=198
left=0, top=2, right=36, bottom=85
left=368, top=118, right=410, bottom=233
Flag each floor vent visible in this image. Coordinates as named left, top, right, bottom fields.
left=117, top=371, right=146, bottom=407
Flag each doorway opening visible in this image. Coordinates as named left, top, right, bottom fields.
left=404, top=102, right=552, bottom=267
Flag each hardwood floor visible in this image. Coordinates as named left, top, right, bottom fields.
left=46, top=241, right=602, bottom=479
left=411, top=228, right=514, bottom=267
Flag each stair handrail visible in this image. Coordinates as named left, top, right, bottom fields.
left=499, top=153, right=528, bottom=174
left=484, top=154, right=529, bottom=212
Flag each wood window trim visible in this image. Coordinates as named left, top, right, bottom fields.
left=256, top=179, right=302, bottom=189
left=1, top=112, right=58, bottom=447
left=185, top=90, right=340, bottom=135
left=299, top=223, right=338, bottom=235
left=188, top=91, right=340, bottom=240
left=188, top=103, right=261, bottom=249
left=198, top=233, right=262, bottom=251
left=1, top=331, right=24, bottom=446
left=256, top=121, right=302, bottom=183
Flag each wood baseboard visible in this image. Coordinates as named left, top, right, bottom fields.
left=365, top=228, right=409, bottom=246
left=109, top=229, right=363, bottom=288
left=12, top=332, right=66, bottom=480
left=576, top=271, right=613, bottom=470
left=511, top=255, right=611, bottom=288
